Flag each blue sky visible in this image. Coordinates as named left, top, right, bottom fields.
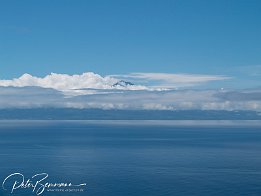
left=0, top=0, right=260, bottom=89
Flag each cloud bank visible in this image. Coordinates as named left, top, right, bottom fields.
left=0, top=86, right=260, bottom=111
left=0, top=72, right=148, bottom=93
left=0, top=72, right=230, bottom=93
left=0, top=71, right=259, bottom=111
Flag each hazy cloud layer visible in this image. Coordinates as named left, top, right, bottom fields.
left=0, top=86, right=64, bottom=108
left=67, top=89, right=261, bottom=111
left=0, top=86, right=260, bottom=111
left=111, top=72, right=231, bottom=88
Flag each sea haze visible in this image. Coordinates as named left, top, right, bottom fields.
left=0, top=120, right=261, bottom=196
left=0, top=109, right=260, bottom=120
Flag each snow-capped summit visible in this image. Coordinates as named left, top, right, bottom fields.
left=112, top=80, right=134, bottom=87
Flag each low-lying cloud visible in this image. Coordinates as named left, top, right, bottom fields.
left=0, top=72, right=259, bottom=111
left=0, top=86, right=260, bottom=111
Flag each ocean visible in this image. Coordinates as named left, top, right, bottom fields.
left=0, top=120, right=261, bottom=196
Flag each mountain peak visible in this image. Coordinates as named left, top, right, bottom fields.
left=112, top=80, right=134, bottom=87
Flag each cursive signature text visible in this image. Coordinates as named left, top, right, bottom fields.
left=2, top=173, right=86, bottom=195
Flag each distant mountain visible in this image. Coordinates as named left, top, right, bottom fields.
left=112, top=80, right=134, bottom=87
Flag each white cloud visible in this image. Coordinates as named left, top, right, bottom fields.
left=1, top=71, right=259, bottom=111
left=0, top=72, right=231, bottom=95
left=0, top=72, right=261, bottom=111
left=1, top=71, right=260, bottom=111
left=0, top=72, right=148, bottom=94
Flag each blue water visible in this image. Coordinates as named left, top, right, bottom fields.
left=0, top=120, right=261, bottom=196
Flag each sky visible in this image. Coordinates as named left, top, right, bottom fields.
left=0, top=0, right=260, bottom=110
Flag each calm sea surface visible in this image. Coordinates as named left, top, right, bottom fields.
left=0, top=120, right=261, bottom=196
